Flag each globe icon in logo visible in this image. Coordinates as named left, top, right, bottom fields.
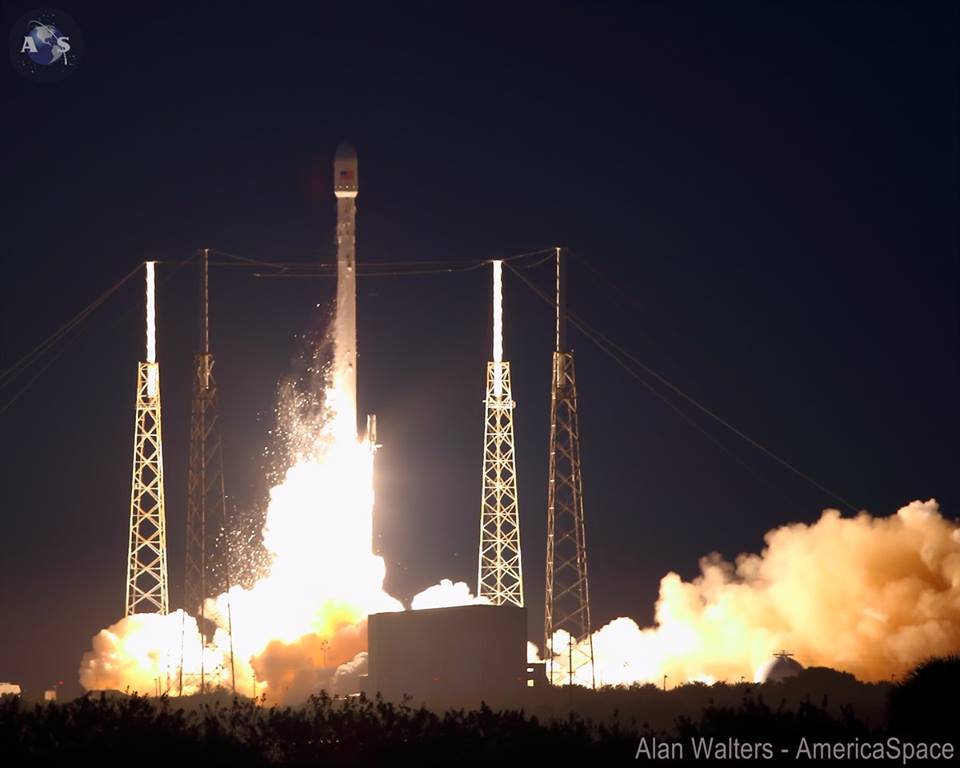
left=24, top=21, right=69, bottom=65
left=9, top=8, right=83, bottom=82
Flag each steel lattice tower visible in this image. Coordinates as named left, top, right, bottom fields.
left=125, top=261, right=169, bottom=616
left=477, top=261, right=524, bottom=607
left=544, top=248, right=595, bottom=687
left=181, top=248, right=236, bottom=694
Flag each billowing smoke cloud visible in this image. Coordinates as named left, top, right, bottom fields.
left=82, top=314, right=958, bottom=699
left=251, top=620, right=368, bottom=702
left=79, top=335, right=483, bottom=703
left=79, top=611, right=256, bottom=694
left=542, top=500, right=960, bottom=686
left=332, top=651, right=368, bottom=695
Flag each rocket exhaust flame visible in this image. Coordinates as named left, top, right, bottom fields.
left=81, top=146, right=486, bottom=700
left=81, top=311, right=960, bottom=696
left=80, top=338, right=488, bottom=702
left=81, top=330, right=481, bottom=701
left=82, top=261, right=960, bottom=695
left=83, top=271, right=960, bottom=699
left=82, top=154, right=957, bottom=698
left=82, top=349, right=396, bottom=698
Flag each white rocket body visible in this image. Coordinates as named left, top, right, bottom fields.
left=334, top=143, right=359, bottom=437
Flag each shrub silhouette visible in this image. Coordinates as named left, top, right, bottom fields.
left=0, top=657, right=954, bottom=764
left=888, top=654, right=960, bottom=738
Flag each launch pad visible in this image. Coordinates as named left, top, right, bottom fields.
left=103, top=143, right=595, bottom=700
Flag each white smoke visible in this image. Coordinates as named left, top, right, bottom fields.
left=79, top=611, right=255, bottom=695
left=332, top=651, right=368, bottom=694
left=81, top=302, right=959, bottom=699
left=411, top=579, right=489, bottom=610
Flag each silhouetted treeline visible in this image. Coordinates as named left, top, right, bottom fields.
left=1, top=657, right=956, bottom=766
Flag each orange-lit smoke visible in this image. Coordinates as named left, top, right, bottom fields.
left=81, top=307, right=960, bottom=698
left=541, top=499, right=960, bottom=686
left=79, top=336, right=481, bottom=702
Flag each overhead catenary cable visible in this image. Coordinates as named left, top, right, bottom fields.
left=1, top=242, right=859, bottom=516
left=0, top=255, right=198, bottom=418
left=0, top=262, right=144, bottom=389
left=504, top=261, right=859, bottom=513
left=185, top=246, right=559, bottom=277
left=2, top=247, right=546, bottom=414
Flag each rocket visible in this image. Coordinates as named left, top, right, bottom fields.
left=333, top=142, right=359, bottom=437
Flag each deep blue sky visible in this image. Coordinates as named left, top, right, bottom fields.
left=1, top=1, right=956, bottom=697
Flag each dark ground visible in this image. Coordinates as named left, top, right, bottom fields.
left=4, top=659, right=956, bottom=766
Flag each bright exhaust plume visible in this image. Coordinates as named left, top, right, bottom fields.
left=80, top=331, right=481, bottom=702
left=80, top=310, right=959, bottom=698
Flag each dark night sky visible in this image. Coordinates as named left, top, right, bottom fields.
left=1, top=2, right=956, bottom=697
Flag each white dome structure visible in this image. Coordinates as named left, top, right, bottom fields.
left=758, top=651, right=804, bottom=683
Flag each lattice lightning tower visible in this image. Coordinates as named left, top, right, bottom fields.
left=180, top=248, right=236, bottom=694
left=544, top=247, right=595, bottom=687
left=125, top=261, right=170, bottom=616
left=477, top=260, right=524, bottom=607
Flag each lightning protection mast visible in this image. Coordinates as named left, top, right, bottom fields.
left=125, top=261, right=170, bottom=617
left=180, top=248, right=236, bottom=695
left=544, top=247, right=595, bottom=688
left=477, top=260, right=524, bottom=607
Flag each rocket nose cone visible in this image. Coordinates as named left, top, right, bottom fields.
left=334, top=142, right=359, bottom=197
left=335, top=142, right=357, bottom=162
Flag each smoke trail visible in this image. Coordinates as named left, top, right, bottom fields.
left=541, top=499, right=960, bottom=686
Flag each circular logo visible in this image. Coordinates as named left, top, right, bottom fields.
left=8, top=8, right=82, bottom=82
